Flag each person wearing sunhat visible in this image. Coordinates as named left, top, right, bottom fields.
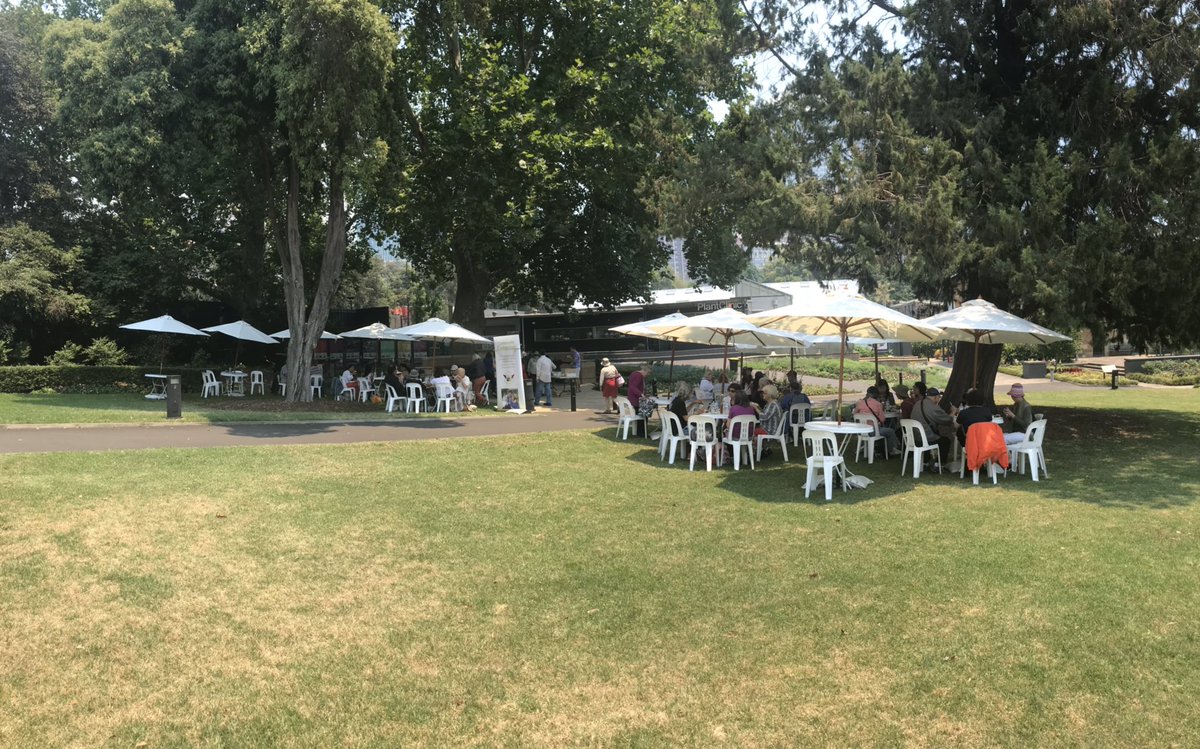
left=1002, top=383, right=1034, bottom=444
left=914, top=386, right=957, bottom=464
left=598, top=357, right=621, bottom=413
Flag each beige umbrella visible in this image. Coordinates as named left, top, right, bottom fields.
left=920, top=298, right=1071, bottom=387
left=747, top=294, right=943, bottom=422
left=638, top=307, right=805, bottom=377
left=609, top=312, right=690, bottom=387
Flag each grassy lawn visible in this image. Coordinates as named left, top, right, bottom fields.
left=2, top=389, right=1198, bottom=746
left=0, top=392, right=502, bottom=425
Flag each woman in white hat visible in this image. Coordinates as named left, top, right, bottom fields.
left=598, top=357, right=621, bottom=414
left=1002, top=383, right=1034, bottom=444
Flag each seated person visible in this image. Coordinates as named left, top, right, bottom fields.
left=697, top=372, right=715, bottom=402
left=726, top=391, right=757, bottom=440
left=756, top=384, right=783, bottom=440
left=453, top=367, right=473, bottom=408
left=1002, top=383, right=1034, bottom=445
left=876, top=378, right=895, bottom=407
left=383, top=366, right=405, bottom=398
left=668, top=381, right=693, bottom=426
left=339, top=365, right=359, bottom=398
left=780, top=381, right=812, bottom=416
left=912, top=386, right=957, bottom=463
left=854, top=385, right=900, bottom=456
left=955, top=387, right=993, bottom=446
left=900, top=382, right=922, bottom=419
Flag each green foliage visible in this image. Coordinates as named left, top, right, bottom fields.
left=0, top=365, right=210, bottom=393
left=1128, top=360, right=1200, bottom=386
left=1001, top=340, right=1079, bottom=365
left=83, top=336, right=128, bottom=365
left=45, top=341, right=85, bottom=366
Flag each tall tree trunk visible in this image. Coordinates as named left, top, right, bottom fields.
left=943, top=341, right=1003, bottom=407
left=450, top=248, right=489, bottom=331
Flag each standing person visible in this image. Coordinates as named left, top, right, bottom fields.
left=1002, top=383, right=1034, bottom=445
left=627, top=364, right=650, bottom=410
left=570, top=346, right=582, bottom=371
left=534, top=351, right=556, bottom=407
left=465, top=353, right=486, bottom=403
left=598, top=357, right=621, bottom=414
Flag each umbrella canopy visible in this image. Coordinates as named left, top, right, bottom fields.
left=609, top=312, right=691, bottom=387
left=338, top=322, right=413, bottom=341
left=391, top=317, right=491, bottom=344
left=747, top=295, right=943, bottom=421
left=638, top=307, right=803, bottom=375
left=921, top=298, right=1071, bottom=386
left=269, top=328, right=341, bottom=340
left=120, top=314, right=209, bottom=337
left=201, top=321, right=279, bottom=345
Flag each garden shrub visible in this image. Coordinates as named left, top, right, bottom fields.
left=0, top=365, right=212, bottom=394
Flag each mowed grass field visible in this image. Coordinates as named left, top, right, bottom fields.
left=2, top=388, right=1198, bottom=747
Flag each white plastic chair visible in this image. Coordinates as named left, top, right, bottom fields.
left=336, top=379, right=356, bottom=401
left=309, top=374, right=323, bottom=399
left=959, top=422, right=1007, bottom=485
left=788, top=403, right=811, bottom=447
left=357, top=377, right=375, bottom=402
left=384, top=384, right=404, bottom=413
left=249, top=370, right=265, bottom=395
left=852, top=413, right=887, bottom=464
left=756, top=410, right=789, bottom=462
left=615, top=396, right=644, bottom=440
left=899, top=418, right=941, bottom=478
left=405, top=382, right=426, bottom=412
left=658, top=410, right=688, bottom=465
left=434, top=383, right=459, bottom=412
left=201, top=370, right=221, bottom=398
left=803, top=429, right=846, bottom=502
left=479, top=380, right=491, bottom=405
left=687, top=415, right=723, bottom=471
left=278, top=376, right=287, bottom=397
left=1008, top=419, right=1049, bottom=481
left=722, top=414, right=757, bottom=471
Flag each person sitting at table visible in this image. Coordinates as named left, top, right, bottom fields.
left=780, top=380, right=811, bottom=415
left=899, top=382, right=920, bottom=419
left=339, top=365, right=359, bottom=399
left=727, top=391, right=757, bottom=440
left=854, top=385, right=900, bottom=456
left=875, top=378, right=896, bottom=407
left=669, top=380, right=693, bottom=426
left=430, top=367, right=452, bottom=388
left=748, top=372, right=768, bottom=407
left=383, top=365, right=405, bottom=399
left=755, top=384, right=784, bottom=455
left=955, top=387, right=993, bottom=446
left=453, top=367, right=474, bottom=409
left=913, top=386, right=957, bottom=464
left=1001, top=383, right=1034, bottom=445
left=785, top=370, right=800, bottom=390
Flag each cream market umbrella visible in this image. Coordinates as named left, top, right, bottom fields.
left=390, top=317, right=492, bottom=374
left=339, top=323, right=414, bottom=369
left=747, top=295, right=943, bottom=422
left=120, top=314, right=209, bottom=371
left=201, top=320, right=279, bottom=369
left=269, top=328, right=342, bottom=340
left=638, top=307, right=804, bottom=377
left=609, top=312, right=691, bottom=387
left=921, top=298, right=1071, bottom=387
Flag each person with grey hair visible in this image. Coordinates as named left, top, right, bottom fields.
left=668, top=380, right=692, bottom=426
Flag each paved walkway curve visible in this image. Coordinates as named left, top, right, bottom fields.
left=0, top=409, right=621, bottom=455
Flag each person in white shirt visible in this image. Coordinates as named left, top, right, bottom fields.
left=697, top=371, right=715, bottom=402
left=534, top=352, right=556, bottom=407
left=340, top=366, right=358, bottom=399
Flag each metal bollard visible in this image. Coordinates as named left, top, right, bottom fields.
left=1111, top=370, right=1119, bottom=390
left=569, top=378, right=576, bottom=412
left=920, top=368, right=926, bottom=386
left=524, top=380, right=536, bottom=413
left=166, top=375, right=182, bottom=419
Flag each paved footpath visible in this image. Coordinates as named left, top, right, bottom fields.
left=0, top=409, right=621, bottom=455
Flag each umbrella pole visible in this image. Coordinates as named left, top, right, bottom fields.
left=836, top=329, right=848, bottom=424
left=722, top=338, right=729, bottom=380
left=669, top=341, right=676, bottom=391
left=874, top=345, right=879, bottom=382
left=972, top=332, right=981, bottom=388
left=790, top=347, right=795, bottom=372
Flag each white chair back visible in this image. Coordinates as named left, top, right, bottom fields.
left=726, top=414, right=756, bottom=444
left=406, top=382, right=424, bottom=400
left=803, top=429, right=839, bottom=459
left=853, top=413, right=881, bottom=435
left=899, top=418, right=931, bottom=448
left=788, top=403, right=810, bottom=425
left=662, top=410, right=684, bottom=439
left=1026, top=418, right=1047, bottom=447
left=616, top=396, right=636, bottom=417
left=687, top=415, right=720, bottom=446
left=435, top=383, right=454, bottom=399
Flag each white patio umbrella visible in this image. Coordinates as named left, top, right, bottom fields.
left=747, top=294, right=943, bottom=422
left=637, top=307, right=804, bottom=377
left=269, top=328, right=342, bottom=340
left=390, top=317, right=492, bottom=374
left=920, top=298, right=1072, bottom=387
left=609, top=312, right=691, bottom=386
left=201, top=320, right=279, bottom=370
left=339, top=323, right=414, bottom=370
left=120, top=314, right=209, bottom=371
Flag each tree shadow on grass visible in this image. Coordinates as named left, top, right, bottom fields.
left=615, top=407, right=1200, bottom=510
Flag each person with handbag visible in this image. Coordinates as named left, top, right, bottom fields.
left=599, top=357, right=621, bottom=414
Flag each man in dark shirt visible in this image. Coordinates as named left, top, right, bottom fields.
left=956, top=388, right=993, bottom=446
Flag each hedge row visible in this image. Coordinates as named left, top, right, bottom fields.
left=0, top=365, right=227, bottom=394
left=1127, top=372, right=1200, bottom=386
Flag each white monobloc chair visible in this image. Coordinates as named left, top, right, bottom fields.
left=959, top=422, right=1008, bottom=485
left=384, top=384, right=404, bottom=413
left=687, top=415, right=723, bottom=471
left=309, top=374, right=323, bottom=399
left=434, top=383, right=459, bottom=412
left=405, top=382, right=426, bottom=412
left=788, top=403, right=811, bottom=447
left=899, top=418, right=941, bottom=478
left=615, top=396, right=644, bottom=440
left=1008, top=419, right=1049, bottom=481
left=803, top=429, right=846, bottom=502
left=756, top=410, right=789, bottom=462
left=722, top=414, right=757, bottom=471
left=479, top=381, right=491, bottom=405
left=657, top=410, right=688, bottom=465
left=201, top=370, right=221, bottom=398
left=852, top=413, right=887, bottom=464
left=249, top=370, right=265, bottom=395
left=357, top=377, right=374, bottom=402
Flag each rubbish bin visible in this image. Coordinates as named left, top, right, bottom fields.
left=1021, top=361, right=1048, bottom=379
left=166, top=375, right=182, bottom=419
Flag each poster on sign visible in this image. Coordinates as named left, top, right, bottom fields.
left=492, top=334, right=526, bottom=413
